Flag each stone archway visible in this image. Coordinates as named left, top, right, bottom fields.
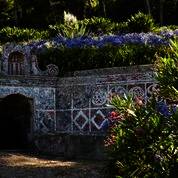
left=0, top=94, right=33, bottom=150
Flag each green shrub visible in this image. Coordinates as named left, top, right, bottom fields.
left=48, top=11, right=88, bottom=38
left=49, top=16, right=119, bottom=37
left=155, top=40, right=178, bottom=101
left=126, top=12, right=156, bottom=33
left=105, top=41, right=178, bottom=178
left=106, top=94, right=178, bottom=178
left=81, top=16, right=118, bottom=34
left=34, top=44, right=168, bottom=76
left=48, top=23, right=88, bottom=38
left=0, top=27, right=49, bottom=43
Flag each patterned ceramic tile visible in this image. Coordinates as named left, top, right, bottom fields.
left=56, top=87, right=72, bottom=110
left=56, top=111, right=72, bottom=132
left=73, top=85, right=90, bottom=109
left=38, top=111, right=55, bottom=133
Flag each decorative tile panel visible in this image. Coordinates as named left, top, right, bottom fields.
left=91, top=110, right=106, bottom=130
left=92, top=85, right=108, bottom=107
left=73, top=110, right=89, bottom=132
left=73, top=85, right=90, bottom=109
left=90, top=109, right=112, bottom=132
left=56, top=111, right=71, bottom=132
left=38, top=111, right=55, bottom=133
left=74, top=111, right=88, bottom=130
left=37, top=88, right=55, bottom=110
left=56, top=87, right=72, bottom=110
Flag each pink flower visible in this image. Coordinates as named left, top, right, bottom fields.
left=135, top=96, right=143, bottom=106
left=110, top=111, right=119, bottom=118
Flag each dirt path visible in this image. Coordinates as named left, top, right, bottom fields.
left=0, top=152, right=108, bottom=178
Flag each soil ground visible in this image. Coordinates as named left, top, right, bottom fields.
left=0, top=151, right=108, bottom=178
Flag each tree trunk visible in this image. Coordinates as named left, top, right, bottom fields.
left=145, top=0, right=151, bottom=15
left=160, top=0, right=165, bottom=25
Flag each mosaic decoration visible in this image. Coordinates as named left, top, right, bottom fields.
left=56, top=87, right=72, bottom=110
left=92, top=87, right=108, bottom=106
left=57, top=70, right=157, bottom=134
left=38, top=111, right=55, bottom=132
left=56, top=111, right=71, bottom=132
left=91, top=110, right=106, bottom=130
left=37, top=88, right=55, bottom=110
left=73, top=110, right=89, bottom=131
left=73, top=85, right=90, bottom=109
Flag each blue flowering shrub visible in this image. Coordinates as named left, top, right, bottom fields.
left=105, top=41, right=178, bottom=178
left=29, top=31, right=178, bottom=75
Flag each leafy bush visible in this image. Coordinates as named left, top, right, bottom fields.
left=0, top=27, right=49, bottom=43
left=105, top=41, right=178, bottom=178
left=126, top=12, right=156, bottom=33
left=49, top=16, right=118, bottom=37
left=33, top=43, right=168, bottom=76
left=48, top=23, right=88, bottom=38
left=155, top=40, right=178, bottom=102
left=48, top=11, right=88, bottom=38
left=81, top=17, right=118, bottom=35
left=106, top=95, right=178, bottom=178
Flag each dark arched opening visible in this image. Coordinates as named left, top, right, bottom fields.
left=8, top=51, right=25, bottom=75
left=0, top=94, right=32, bottom=150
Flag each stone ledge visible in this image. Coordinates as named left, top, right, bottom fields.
left=34, top=133, right=107, bottom=160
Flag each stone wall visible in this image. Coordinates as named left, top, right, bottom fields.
left=36, top=65, right=157, bottom=159
left=0, top=64, right=157, bottom=159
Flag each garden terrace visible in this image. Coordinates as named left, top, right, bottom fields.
left=0, top=44, right=156, bottom=159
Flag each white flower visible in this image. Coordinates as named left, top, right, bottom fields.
left=64, top=11, right=77, bottom=25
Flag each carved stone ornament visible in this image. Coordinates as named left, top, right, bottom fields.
left=46, top=64, right=59, bottom=76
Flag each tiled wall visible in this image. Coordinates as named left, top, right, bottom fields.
left=0, top=65, right=157, bottom=136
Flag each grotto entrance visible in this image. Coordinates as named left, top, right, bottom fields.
left=0, top=94, right=33, bottom=150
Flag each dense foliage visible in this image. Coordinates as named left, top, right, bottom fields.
left=0, top=27, right=49, bottom=43
left=34, top=44, right=167, bottom=75
left=105, top=41, right=178, bottom=178
left=0, top=7, right=177, bottom=76
left=0, top=12, right=158, bottom=43
left=155, top=41, right=178, bottom=102
left=28, top=31, right=177, bottom=75
left=0, top=27, right=177, bottom=76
